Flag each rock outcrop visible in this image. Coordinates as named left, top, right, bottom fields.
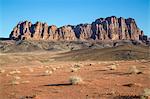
left=10, top=16, right=145, bottom=41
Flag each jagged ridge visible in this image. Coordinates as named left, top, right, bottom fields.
left=9, top=16, right=148, bottom=41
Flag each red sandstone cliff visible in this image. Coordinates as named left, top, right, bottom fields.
left=10, top=16, right=144, bottom=41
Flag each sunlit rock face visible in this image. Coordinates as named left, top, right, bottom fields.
left=10, top=16, right=144, bottom=41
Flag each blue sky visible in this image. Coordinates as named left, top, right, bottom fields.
left=0, top=0, right=150, bottom=37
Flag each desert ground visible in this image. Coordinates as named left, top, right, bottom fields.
left=0, top=50, right=150, bottom=99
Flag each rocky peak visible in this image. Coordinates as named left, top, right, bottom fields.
left=9, top=16, right=146, bottom=42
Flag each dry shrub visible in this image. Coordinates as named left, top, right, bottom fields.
left=71, top=64, right=81, bottom=72
left=11, top=80, right=20, bottom=85
left=140, top=88, right=150, bottom=99
left=51, top=67, right=56, bottom=71
left=0, top=68, right=5, bottom=73
left=128, top=66, right=141, bottom=74
left=108, top=65, right=117, bottom=70
left=69, top=76, right=83, bottom=85
left=9, top=69, right=21, bottom=75
left=13, top=76, right=21, bottom=80
left=44, top=70, right=52, bottom=76
left=21, top=80, right=30, bottom=84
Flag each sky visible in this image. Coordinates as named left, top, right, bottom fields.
left=0, top=0, right=150, bottom=37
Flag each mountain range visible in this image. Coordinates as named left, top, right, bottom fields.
left=9, top=16, right=149, bottom=43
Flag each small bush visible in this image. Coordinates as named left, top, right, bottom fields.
left=11, top=80, right=20, bottom=85
left=21, top=80, right=30, bottom=84
left=143, top=88, right=150, bottom=96
left=69, top=76, right=83, bottom=85
left=13, top=76, right=21, bottom=80
left=128, top=66, right=141, bottom=74
left=44, top=70, right=52, bottom=76
left=0, top=68, right=5, bottom=73
left=56, top=66, right=61, bottom=69
left=71, top=67, right=79, bottom=72
left=15, top=69, right=21, bottom=74
left=140, top=88, right=150, bottom=99
left=108, top=65, right=117, bottom=70
left=51, top=67, right=56, bottom=71
left=74, top=64, right=81, bottom=68
left=9, top=69, right=21, bottom=75
left=10, top=75, right=21, bottom=85
left=71, top=64, right=81, bottom=72
left=45, top=66, right=51, bottom=69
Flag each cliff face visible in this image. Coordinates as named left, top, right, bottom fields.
left=9, top=16, right=144, bottom=41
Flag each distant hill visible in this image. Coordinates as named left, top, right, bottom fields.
left=0, top=39, right=149, bottom=60
left=54, top=44, right=150, bottom=61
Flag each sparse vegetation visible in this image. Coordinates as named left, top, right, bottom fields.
left=9, top=69, right=21, bottom=75
left=71, top=67, right=79, bottom=72
left=13, top=76, right=21, bottom=80
left=69, top=76, right=83, bottom=85
left=140, top=88, right=150, bottom=99
left=45, top=66, right=51, bottom=69
left=51, top=67, right=57, bottom=71
left=10, top=74, right=30, bottom=85
left=0, top=41, right=149, bottom=98
left=71, top=64, right=81, bottom=72
left=0, top=68, right=5, bottom=73
left=44, top=70, right=53, bottom=76
left=10, top=74, right=21, bottom=85
left=39, top=59, right=49, bottom=63
left=11, top=80, right=20, bottom=85
left=43, top=66, right=53, bottom=76
left=21, top=80, right=30, bottom=84
left=56, top=66, right=61, bottom=69
left=108, top=64, right=117, bottom=70
left=128, top=66, right=142, bottom=74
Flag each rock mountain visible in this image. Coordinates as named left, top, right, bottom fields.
left=10, top=16, right=147, bottom=41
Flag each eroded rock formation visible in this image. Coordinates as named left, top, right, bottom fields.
left=10, top=16, right=145, bottom=41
